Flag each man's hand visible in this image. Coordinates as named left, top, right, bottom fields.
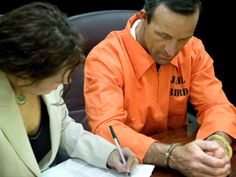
left=169, top=140, right=231, bottom=177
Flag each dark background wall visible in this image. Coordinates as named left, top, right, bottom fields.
left=0, top=0, right=143, bottom=16
left=194, top=1, right=235, bottom=106
left=1, top=1, right=235, bottom=106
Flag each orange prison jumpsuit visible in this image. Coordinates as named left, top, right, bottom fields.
left=84, top=13, right=236, bottom=162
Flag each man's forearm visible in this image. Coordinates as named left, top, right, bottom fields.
left=143, top=142, right=170, bottom=166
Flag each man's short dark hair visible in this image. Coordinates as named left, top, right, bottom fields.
left=144, top=0, right=201, bottom=23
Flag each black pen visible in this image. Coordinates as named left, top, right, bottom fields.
left=109, top=125, right=131, bottom=176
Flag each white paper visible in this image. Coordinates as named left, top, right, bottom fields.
left=41, top=158, right=155, bottom=177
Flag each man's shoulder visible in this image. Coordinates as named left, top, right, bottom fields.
left=184, top=36, right=204, bottom=51
left=173, top=36, right=209, bottom=67
left=179, top=36, right=206, bottom=59
left=99, top=29, right=130, bottom=48
left=87, top=29, right=131, bottom=59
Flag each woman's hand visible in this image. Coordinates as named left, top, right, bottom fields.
left=107, top=147, right=138, bottom=175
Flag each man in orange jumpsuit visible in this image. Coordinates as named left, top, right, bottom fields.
left=84, top=0, right=236, bottom=176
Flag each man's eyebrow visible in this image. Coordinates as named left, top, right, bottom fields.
left=154, top=30, right=171, bottom=38
left=154, top=29, right=192, bottom=40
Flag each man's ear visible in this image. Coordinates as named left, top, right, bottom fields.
left=139, top=9, right=148, bottom=26
left=140, top=9, right=147, bottom=19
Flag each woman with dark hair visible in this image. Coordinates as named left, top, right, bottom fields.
left=0, top=2, right=137, bottom=177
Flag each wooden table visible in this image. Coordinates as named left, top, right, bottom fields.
left=150, top=127, right=236, bottom=177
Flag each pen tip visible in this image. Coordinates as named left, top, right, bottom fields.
left=127, top=171, right=131, bottom=176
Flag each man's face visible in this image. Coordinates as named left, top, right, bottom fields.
left=140, top=4, right=199, bottom=65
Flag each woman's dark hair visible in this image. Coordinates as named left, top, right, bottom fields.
left=144, top=0, right=202, bottom=23
left=0, top=2, right=84, bottom=83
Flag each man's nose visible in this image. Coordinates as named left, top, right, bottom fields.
left=164, top=40, right=177, bottom=57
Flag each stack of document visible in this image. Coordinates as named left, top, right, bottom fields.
left=41, top=158, right=155, bottom=177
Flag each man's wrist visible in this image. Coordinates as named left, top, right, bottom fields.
left=214, top=131, right=232, bottom=145
left=164, top=143, right=181, bottom=169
